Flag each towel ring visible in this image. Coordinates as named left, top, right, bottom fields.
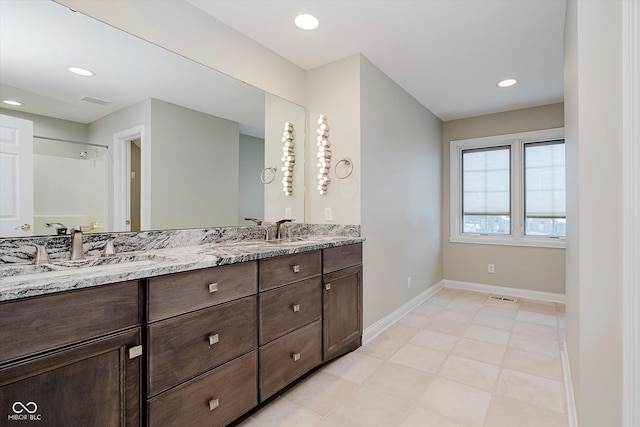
left=261, top=167, right=276, bottom=184
left=335, top=157, right=354, bottom=179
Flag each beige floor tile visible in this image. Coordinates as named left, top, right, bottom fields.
left=321, top=351, right=384, bottom=384
left=428, top=296, right=456, bottom=307
left=508, top=332, right=560, bottom=358
left=502, top=348, right=563, bottom=381
left=363, top=361, right=434, bottom=403
left=452, top=338, right=507, bottom=366
left=423, top=317, right=469, bottom=336
left=381, top=323, right=420, bottom=343
left=438, top=308, right=478, bottom=324
left=240, top=397, right=323, bottom=427
left=496, top=369, right=566, bottom=413
left=484, top=395, right=568, bottom=427
left=401, top=407, right=469, bottom=427
left=417, top=376, right=492, bottom=427
left=412, top=303, right=445, bottom=317
left=516, top=310, right=558, bottom=327
left=318, top=419, right=348, bottom=427
left=464, top=324, right=511, bottom=346
left=473, top=312, right=515, bottom=331
left=436, top=288, right=461, bottom=298
left=389, top=343, right=448, bottom=373
left=399, top=312, right=433, bottom=328
left=519, top=299, right=558, bottom=314
left=357, top=333, right=407, bottom=360
left=484, top=297, right=520, bottom=310
left=438, top=355, right=501, bottom=391
left=446, top=299, right=483, bottom=312
left=476, top=305, right=519, bottom=320
left=512, top=320, right=559, bottom=342
left=410, top=329, right=460, bottom=353
left=283, top=371, right=358, bottom=417
left=453, top=292, right=490, bottom=304
left=326, top=386, right=413, bottom=427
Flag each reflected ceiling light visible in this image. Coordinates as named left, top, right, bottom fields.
left=295, top=14, right=319, bottom=30
left=2, top=99, right=23, bottom=106
left=498, top=78, right=517, bottom=87
left=69, top=67, right=94, bottom=77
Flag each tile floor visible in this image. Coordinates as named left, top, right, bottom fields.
left=238, top=287, right=568, bottom=427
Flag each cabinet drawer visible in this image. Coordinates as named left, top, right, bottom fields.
left=323, top=243, right=362, bottom=274
left=0, top=281, right=140, bottom=363
left=259, top=320, right=322, bottom=401
left=259, top=276, right=322, bottom=345
left=259, top=251, right=321, bottom=291
left=148, top=350, right=257, bottom=427
left=147, top=296, right=257, bottom=396
left=147, top=261, right=257, bottom=322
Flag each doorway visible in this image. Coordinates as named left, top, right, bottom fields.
left=113, top=125, right=148, bottom=232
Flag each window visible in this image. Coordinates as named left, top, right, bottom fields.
left=450, top=128, right=565, bottom=248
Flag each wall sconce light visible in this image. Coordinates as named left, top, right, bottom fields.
left=316, top=115, right=331, bottom=195
left=281, top=122, right=295, bottom=196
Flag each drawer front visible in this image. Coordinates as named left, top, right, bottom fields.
left=0, top=281, right=139, bottom=363
left=148, top=350, right=257, bottom=427
left=323, top=243, right=362, bottom=274
left=148, top=296, right=257, bottom=396
left=147, top=261, right=257, bottom=322
left=259, top=320, right=322, bottom=401
left=259, top=276, right=322, bottom=345
left=259, top=251, right=321, bottom=291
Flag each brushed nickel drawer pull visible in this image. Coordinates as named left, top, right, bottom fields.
left=292, top=304, right=300, bottom=312
left=292, top=264, right=301, bottom=273
left=208, top=334, right=219, bottom=346
left=325, top=283, right=331, bottom=290
left=208, top=398, right=219, bottom=411
left=128, top=345, right=143, bottom=359
left=292, top=352, right=301, bottom=362
left=208, top=283, right=219, bottom=293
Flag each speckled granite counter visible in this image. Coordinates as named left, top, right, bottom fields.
left=0, top=234, right=364, bottom=302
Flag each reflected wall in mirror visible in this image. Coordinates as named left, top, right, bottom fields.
left=0, top=0, right=305, bottom=238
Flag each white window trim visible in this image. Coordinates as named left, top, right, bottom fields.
left=450, top=127, right=566, bottom=249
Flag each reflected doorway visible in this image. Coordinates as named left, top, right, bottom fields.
left=128, top=139, right=141, bottom=232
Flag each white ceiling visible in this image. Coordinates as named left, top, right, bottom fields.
left=187, top=0, right=566, bottom=121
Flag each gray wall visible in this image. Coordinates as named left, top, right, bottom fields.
left=360, top=56, right=443, bottom=328
left=442, top=103, right=566, bottom=294
left=149, top=98, right=239, bottom=229
left=564, top=0, right=623, bottom=425
left=238, top=133, right=264, bottom=225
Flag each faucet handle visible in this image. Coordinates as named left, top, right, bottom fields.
left=23, top=242, right=51, bottom=265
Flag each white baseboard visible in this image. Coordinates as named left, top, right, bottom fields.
left=561, top=341, right=579, bottom=427
left=362, top=280, right=444, bottom=345
left=443, top=279, right=566, bottom=304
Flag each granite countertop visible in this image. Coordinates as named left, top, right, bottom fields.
left=0, top=236, right=364, bottom=302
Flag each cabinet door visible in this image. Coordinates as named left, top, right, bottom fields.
left=0, top=328, right=141, bottom=427
left=322, top=265, right=363, bottom=362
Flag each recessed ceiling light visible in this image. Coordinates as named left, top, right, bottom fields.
left=2, top=99, right=23, bottom=106
left=498, top=78, right=517, bottom=88
left=69, top=67, right=94, bottom=77
left=295, top=14, right=319, bottom=30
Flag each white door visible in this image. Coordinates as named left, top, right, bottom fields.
left=0, top=114, right=34, bottom=237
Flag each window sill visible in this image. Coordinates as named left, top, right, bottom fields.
left=449, top=235, right=566, bottom=249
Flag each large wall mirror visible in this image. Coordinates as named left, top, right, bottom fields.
left=0, top=0, right=305, bottom=238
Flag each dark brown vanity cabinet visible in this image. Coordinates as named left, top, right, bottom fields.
left=322, top=243, right=363, bottom=362
left=0, top=281, right=142, bottom=426
left=145, top=261, right=258, bottom=427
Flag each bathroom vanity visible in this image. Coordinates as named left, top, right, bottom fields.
left=0, top=233, right=363, bottom=426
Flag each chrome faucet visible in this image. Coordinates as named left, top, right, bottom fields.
left=46, top=222, right=67, bottom=235
left=244, top=217, right=263, bottom=225
left=70, top=227, right=85, bottom=260
left=24, top=242, right=51, bottom=265
left=275, top=219, right=293, bottom=240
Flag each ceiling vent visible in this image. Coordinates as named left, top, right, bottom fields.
left=81, top=96, right=110, bottom=106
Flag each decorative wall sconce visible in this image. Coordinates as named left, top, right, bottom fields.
left=281, top=122, right=295, bottom=196
left=316, top=115, right=331, bottom=195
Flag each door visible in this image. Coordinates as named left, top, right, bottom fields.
left=0, top=114, right=33, bottom=237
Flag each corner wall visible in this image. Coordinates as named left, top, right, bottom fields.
left=442, top=103, right=566, bottom=294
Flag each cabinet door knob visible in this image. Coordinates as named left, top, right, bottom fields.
left=325, top=283, right=331, bottom=290
left=208, top=283, right=219, bottom=293
left=128, top=345, right=143, bottom=359
left=208, top=398, right=219, bottom=411
left=292, top=352, right=301, bottom=362
left=292, top=304, right=300, bottom=312
left=292, top=264, right=301, bottom=273
left=208, top=334, right=219, bottom=346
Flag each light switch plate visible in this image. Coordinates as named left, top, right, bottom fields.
left=325, top=207, right=332, bottom=221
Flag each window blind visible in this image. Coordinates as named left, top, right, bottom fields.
left=462, top=146, right=511, bottom=216
left=524, top=140, right=565, bottom=219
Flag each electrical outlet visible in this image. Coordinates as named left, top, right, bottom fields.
left=325, top=207, right=332, bottom=221
left=488, top=264, right=495, bottom=273
left=408, top=277, right=412, bottom=288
